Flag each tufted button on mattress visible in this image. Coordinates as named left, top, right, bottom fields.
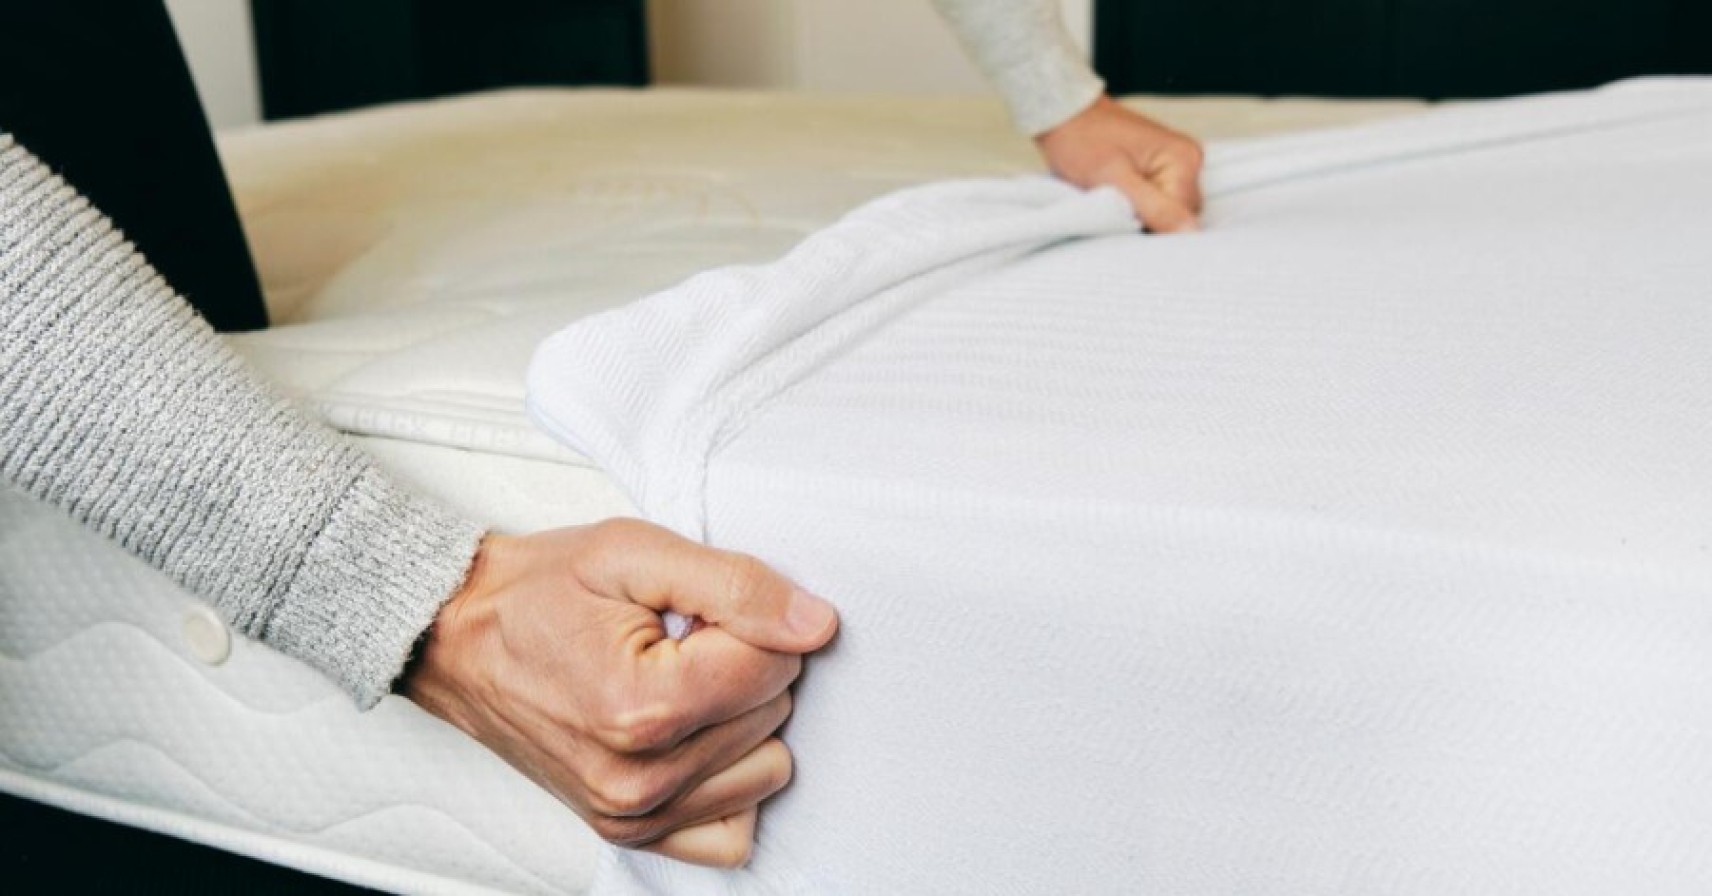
left=180, top=604, right=232, bottom=666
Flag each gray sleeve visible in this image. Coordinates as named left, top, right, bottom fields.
left=0, top=134, right=486, bottom=708
left=931, top=0, right=1107, bottom=135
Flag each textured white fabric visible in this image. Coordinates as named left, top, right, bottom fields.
left=0, top=483, right=605, bottom=895
left=529, top=79, right=1712, bottom=894
left=3, top=90, right=1422, bottom=896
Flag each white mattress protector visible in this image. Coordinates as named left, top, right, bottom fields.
left=219, top=89, right=1427, bottom=469
left=529, top=79, right=1712, bottom=894
left=0, top=89, right=1429, bottom=894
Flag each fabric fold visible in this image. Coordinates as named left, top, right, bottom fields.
left=528, top=177, right=1137, bottom=536
left=527, top=78, right=1712, bottom=895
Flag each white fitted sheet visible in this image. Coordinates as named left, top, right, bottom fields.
left=529, top=80, right=1712, bottom=894
left=1, top=88, right=1427, bottom=894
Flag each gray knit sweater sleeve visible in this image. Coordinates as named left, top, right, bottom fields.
left=931, top=0, right=1107, bottom=135
left=0, top=134, right=487, bottom=708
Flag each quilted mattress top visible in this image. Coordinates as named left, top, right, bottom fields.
left=218, top=89, right=1427, bottom=470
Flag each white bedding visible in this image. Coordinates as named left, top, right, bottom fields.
left=0, top=89, right=1428, bottom=894
left=529, top=79, right=1712, bottom=894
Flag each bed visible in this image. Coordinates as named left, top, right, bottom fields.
left=0, top=88, right=1432, bottom=894
left=6, top=0, right=1712, bottom=884
left=527, top=79, right=1712, bottom=893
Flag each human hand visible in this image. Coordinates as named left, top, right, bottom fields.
left=401, top=519, right=838, bottom=868
left=1035, top=94, right=1205, bottom=233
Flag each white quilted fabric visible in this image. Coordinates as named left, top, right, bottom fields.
left=0, top=489, right=602, bottom=895
left=0, top=89, right=1425, bottom=893
left=529, top=80, right=1712, bottom=894
left=221, top=90, right=1427, bottom=469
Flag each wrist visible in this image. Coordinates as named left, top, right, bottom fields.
left=398, top=531, right=514, bottom=717
left=1035, top=93, right=1112, bottom=146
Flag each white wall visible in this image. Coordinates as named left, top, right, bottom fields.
left=164, top=0, right=262, bottom=129
left=162, top=0, right=1093, bottom=129
left=650, top=0, right=1093, bottom=93
left=649, top=0, right=799, bottom=89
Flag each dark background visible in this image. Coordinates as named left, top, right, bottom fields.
left=249, top=0, right=1712, bottom=123
left=0, top=793, right=373, bottom=893
left=1095, top=0, right=1712, bottom=97
left=252, top=0, right=648, bottom=120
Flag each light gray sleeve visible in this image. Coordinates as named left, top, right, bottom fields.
left=931, top=0, right=1107, bottom=135
left=0, top=134, right=487, bottom=708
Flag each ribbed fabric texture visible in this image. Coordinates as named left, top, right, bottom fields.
left=529, top=176, right=1137, bottom=541
left=533, top=81, right=1712, bottom=894
left=0, top=134, right=486, bottom=707
left=933, top=0, right=1105, bottom=134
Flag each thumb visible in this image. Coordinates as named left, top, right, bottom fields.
left=581, top=519, right=839, bottom=653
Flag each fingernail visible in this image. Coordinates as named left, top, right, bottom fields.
left=786, top=588, right=836, bottom=639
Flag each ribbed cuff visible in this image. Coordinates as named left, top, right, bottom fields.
left=264, top=467, right=488, bottom=708
left=998, top=49, right=1108, bottom=136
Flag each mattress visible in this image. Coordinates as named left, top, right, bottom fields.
left=530, top=79, right=1712, bottom=893
left=0, top=89, right=1426, bottom=893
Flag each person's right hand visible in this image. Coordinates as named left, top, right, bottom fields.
left=400, top=519, right=838, bottom=868
left=1034, top=94, right=1205, bottom=234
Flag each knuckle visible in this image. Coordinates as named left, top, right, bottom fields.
left=589, top=813, right=663, bottom=848
left=588, top=766, right=676, bottom=818
left=598, top=699, right=685, bottom=753
left=587, top=814, right=626, bottom=841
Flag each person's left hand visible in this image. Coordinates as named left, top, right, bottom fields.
left=401, top=521, right=838, bottom=868
left=1035, top=94, right=1205, bottom=234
